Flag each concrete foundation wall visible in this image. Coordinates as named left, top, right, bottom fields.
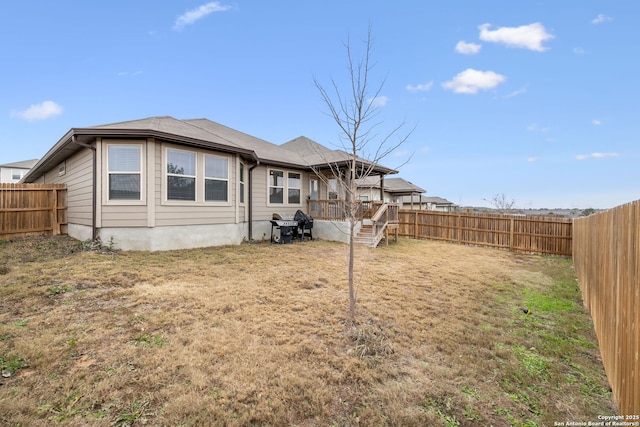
left=65, top=219, right=355, bottom=250
left=311, top=220, right=359, bottom=244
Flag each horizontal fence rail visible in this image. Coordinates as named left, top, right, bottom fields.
left=0, top=183, right=68, bottom=239
left=398, top=210, right=573, bottom=256
left=573, top=199, right=640, bottom=414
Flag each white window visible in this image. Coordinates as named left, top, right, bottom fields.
left=108, top=145, right=142, bottom=200
left=268, top=169, right=303, bottom=205
left=167, top=149, right=196, bottom=201
left=269, top=170, right=284, bottom=204
left=204, top=155, right=228, bottom=202
left=12, top=169, right=25, bottom=181
left=309, top=179, right=318, bottom=200
left=328, top=178, right=338, bottom=200
left=239, top=163, right=245, bottom=204
left=288, top=172, right=301, bottom=204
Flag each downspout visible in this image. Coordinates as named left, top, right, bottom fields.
left=72, top=135, right=98, bottom=241
left=248, top=157, right=260, bottom=241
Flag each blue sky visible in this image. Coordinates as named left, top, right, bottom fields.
left=2, top=1, right=638, bottom=209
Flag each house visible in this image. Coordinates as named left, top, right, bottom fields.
left=354, top=176, right=425, bottom=207
left=400, top=195, right=457, bottom=212
left=0, top=159, right=39, bottom=183
left=22, top=116, right=398, bottom=250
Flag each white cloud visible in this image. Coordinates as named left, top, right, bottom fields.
left=479, top=22, right=554, bottom=52
left=592, top=119, right=602, bottom=125
left=173, top=2, right=231, bottom=31
left=573, top=47, right=586, bottom=55
left=527, top=123, right=551, bottom=133
left=11, top=100, right=63, bottom=121
left=576, top=152, right=619, bottom=160
left=406, top=82, right=433, bottom=93
left=527, top=156, right=541, bottom=162
left=442, top=68, right=506, bottom=94
left=455, top=41, right=481, bottom=55
left=592, top=14, right=612, bottom=25
left=369, top=96, right=389, bottom=107
left=504, top=85, right=528, bottom=99
left=393, top=149, right=411, bottom=158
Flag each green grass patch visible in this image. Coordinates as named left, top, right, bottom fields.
left=132, top=333, right=167, bottom=347
left=1, top=354, right=28, bottom=377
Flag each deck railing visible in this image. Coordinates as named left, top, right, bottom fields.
left=370, top=203, right=399, bottom=245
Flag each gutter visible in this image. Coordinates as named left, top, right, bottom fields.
left=71, top=135, right=98, bottom=241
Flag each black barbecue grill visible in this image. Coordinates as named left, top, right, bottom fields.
left=294, top=209, right=313, bottom=241
left=271, top=211, right=313, bottom=243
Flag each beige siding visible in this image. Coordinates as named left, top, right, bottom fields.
left=99, top=139, right=149, bottom=228
left=42, top=148, right=94, bottom=226
left=252, top=165, right=310, bottom=220
left=153, top=142, right=239, bottom=227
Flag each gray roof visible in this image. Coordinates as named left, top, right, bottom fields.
left=23, top=116, right=397, bottom=182
left=357, top=176, right=425, bottom=194
left=185, top=119, right=307, bottom=168
left=400, top=195, right=456, bottom=206
left=0, top=159, right=39, bottom=169
left=281, top=136, right=397, bottom=175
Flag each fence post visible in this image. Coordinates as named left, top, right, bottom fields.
left=457, top=213, right=462, bottom=243
left=414, top=211, right=418, bottom=239
left=510, top=217, right=514, bottom=251
left=52, top=188, right=59, bottom=235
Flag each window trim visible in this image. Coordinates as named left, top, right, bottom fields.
left=166, top=148, right=197, bottom=202
left=239, top=162, right=245, bottom=205
left=161, top=145, right=233, bottom=206
left=104, top=143, right=145, bottom=205
left=267, top=168, right=304, bottom=206
left=204, top=154, right=229, bottom=203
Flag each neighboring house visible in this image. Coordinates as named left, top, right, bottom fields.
left=0, top=159, right=39, bottom=183
left=22, top=116, right=397, bottom=250
left=355, top=176, right=425, bottom=207
left=400, top=195, right=458, bottom=212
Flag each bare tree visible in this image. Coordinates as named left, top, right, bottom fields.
left=314, top=26, right=412, bottom=321
left=485, top=193, right=517, bottom=213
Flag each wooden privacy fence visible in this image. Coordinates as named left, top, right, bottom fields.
left=398, top=210, right=573, bottom=256
left=572, top=199, right=640, bottom=415
left=0, top=183, right=67, bottom=239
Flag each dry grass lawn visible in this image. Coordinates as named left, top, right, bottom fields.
left=0, top=235, right=615, bottom=426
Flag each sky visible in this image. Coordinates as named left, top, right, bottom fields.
left=1, top=1, right=638, bottom=209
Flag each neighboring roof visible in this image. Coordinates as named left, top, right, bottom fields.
left=281, top=136, right=397, bottom=176
left=400, top=195, right=456, bottom=206
left=0, top=159, right=39, bottom=169
left=357, top=176, right=425, bottom=194
left=425, top=196, right=456, bottom=205
left=23, top=116, right=397, bottom=183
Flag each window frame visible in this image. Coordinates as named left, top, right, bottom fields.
left=267, top=168, right=304, bottom=206
left=104, top=143, right=145, bottom=205
left=161, top=145, right=233, bottom=206
left=166, top=148, right=197, bottom=202
left=239, top=162, right=245, bottom=204
left=204, top=154, right=229, bottom=203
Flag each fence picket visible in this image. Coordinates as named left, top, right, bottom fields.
left=0, top=184, right=67, bottom=238
left=573, top=200, right=640, bottom=414
left=398, top=210, right=572, bottom=256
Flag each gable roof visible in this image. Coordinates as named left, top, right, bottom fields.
left=400, top=195, right=456, bottom=206
left=281, top=136, right=397, bottom=176
left=23, top=116, right=396, bottom=182
left=185, top=119, right=307, bottom=168
left=0, top=159, right=39, bottom=169
left=357, top=176, right=425, bottom=194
